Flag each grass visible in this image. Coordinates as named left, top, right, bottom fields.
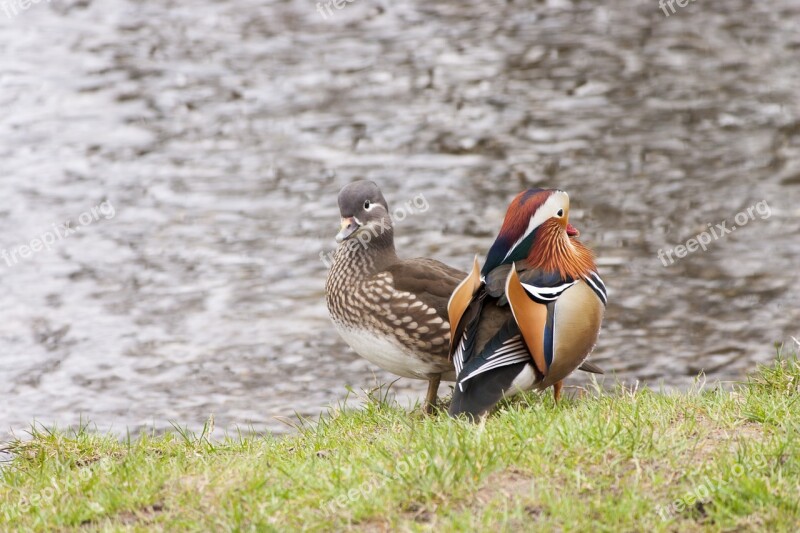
left=2, top=350, right=800, bottom=532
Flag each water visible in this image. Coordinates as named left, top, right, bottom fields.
left=1, top=0, right=799, bottom=439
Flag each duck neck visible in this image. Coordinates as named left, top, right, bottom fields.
left=331, top=225, right=399, bottom=281
left=525, top=220, right=596, bottom=279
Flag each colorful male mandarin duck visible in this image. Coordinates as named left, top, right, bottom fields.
left=325, top=180, right=465, bottom=413
left=448, top=189, right=606, bottom=419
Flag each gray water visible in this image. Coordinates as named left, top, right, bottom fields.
left=1, top=0, right=799, bottom=440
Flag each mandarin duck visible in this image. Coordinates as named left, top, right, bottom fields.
left=447, top=189, right=607, bottom=419
left=325, top=180, right=465, bottom=413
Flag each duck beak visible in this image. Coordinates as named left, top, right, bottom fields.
left=566, top=223, right=579, bottom=237
left=336, top=217, right=360, bottom=243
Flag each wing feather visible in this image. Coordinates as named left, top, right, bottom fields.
left=456, top=318, right=532, bottom=390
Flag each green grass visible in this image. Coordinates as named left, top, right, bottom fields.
left=2, top=351, right=800, bottom=532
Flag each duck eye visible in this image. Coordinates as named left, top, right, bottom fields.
left=364, top=200, right=371, bottom=210
left=557, top=209, right=564, bottom=217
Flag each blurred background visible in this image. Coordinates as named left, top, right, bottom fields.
left=1, top=0, right=798, bottom=439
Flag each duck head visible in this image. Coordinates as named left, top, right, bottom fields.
left=335, top=180, right=393, bottom=245
left=482, top=189, right=581, bottom=276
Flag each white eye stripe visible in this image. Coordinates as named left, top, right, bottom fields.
left=502, top=193, right=567, bottom=262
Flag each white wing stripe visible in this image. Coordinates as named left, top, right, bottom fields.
left=487, top=340, right=526, bottom=359
left=463, top=353, right=527, bottom=378
left=459, top=351, right=530, bottom=383
left=453, top=335, right=467, bottom=375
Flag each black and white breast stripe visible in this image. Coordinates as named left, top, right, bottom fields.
left=582, top=271, right=608, bottom=306
left=520, top=280, right=578, bottom=304
left=457, top=335, right=530, bottom=391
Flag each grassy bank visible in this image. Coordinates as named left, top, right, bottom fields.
left=2, top=352, right=799, bottom=532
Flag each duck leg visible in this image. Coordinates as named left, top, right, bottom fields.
left=553, top=380, right=563, bottom=403
left=423, top=375, right=441, bottom=414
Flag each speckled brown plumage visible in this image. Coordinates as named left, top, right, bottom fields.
left=326, top=245, right=463, bottom=369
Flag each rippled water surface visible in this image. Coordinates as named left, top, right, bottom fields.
left=1, top=0, right=799, bottom=438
